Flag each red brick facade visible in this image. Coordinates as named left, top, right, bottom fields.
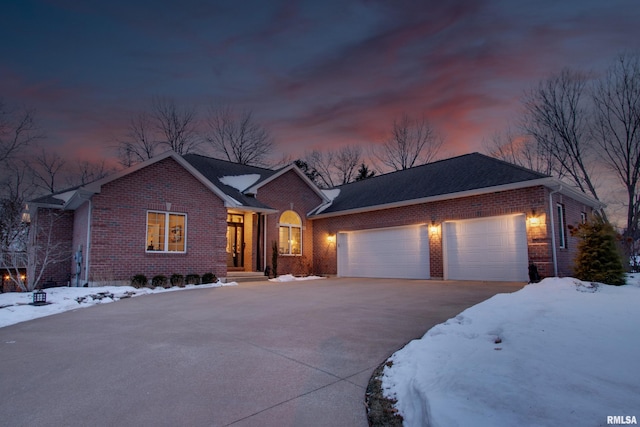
left=85, top=157, right=228, bottom=284
left=32, top=208, right=74, bottom=286
left=256, top=170, right=324, bottom=276
left=30, top=155, right=596, bottom=287
left=312, top=186, right=595, bottom=279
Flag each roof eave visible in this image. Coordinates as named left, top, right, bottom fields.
left=309, top=177, right=593, bottom=219
left=85, top=151, right=243, bottom=208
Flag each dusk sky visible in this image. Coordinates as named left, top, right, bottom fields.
left=2, top=0, right=640, bottom=165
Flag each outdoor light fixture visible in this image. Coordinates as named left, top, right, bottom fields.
left=327, top=234, right=336, bottom=244
left=528, top=209, right=541, bottom=226
left=429, top=221, right=440, bottom=236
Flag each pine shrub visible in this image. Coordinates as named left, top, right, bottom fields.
left=186, top=274, right=200, bottom=285
left=202, top=272, right=217, bottom=284
left=170, top=273, right=185, bottom=287
left=131, top=274, right=148, bottom=288
left=152, top=275, right=168, bottom=288
left=570, top=217, right=626, bottom=286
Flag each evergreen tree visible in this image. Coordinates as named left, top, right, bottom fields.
left=570, top=217, right=626, bottom=286
left=355, top=163, right=375, bottom=181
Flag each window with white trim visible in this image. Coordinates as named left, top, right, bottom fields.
left=279, top=210, right=302, bottom=255
left=557, top=203, right=566, bottom=248
left=146, top=211, right=186, bottom=252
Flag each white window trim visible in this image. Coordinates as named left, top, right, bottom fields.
left=146, top=210, right=187, bottom=253
left=557, top=203, right=566, bottom=249
left=278, top=211, right=302, bottom=256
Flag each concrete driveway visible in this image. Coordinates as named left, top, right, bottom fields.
left=0, top=278, right=524, bottom=426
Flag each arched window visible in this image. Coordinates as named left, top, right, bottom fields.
left=279, top=210, right=302, bottom=255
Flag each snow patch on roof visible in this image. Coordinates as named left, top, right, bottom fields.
left=322, top=189, right=340, bottom=201
left=313, top=189, right=341, bottom=214
left=219, top=174, right=261, bottom=192
left=53, top=190, right=77, bottom=204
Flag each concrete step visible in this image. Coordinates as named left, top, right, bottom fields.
left=224, top=272, right=270, bottom=283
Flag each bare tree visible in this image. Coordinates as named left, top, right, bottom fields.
left=374, top=114, right=443, bottom=172
left=118, top=112, right=158, bottom=167
left=151, top=97, right=200, bottom=155
left=0, top=164, right=38, bottom=291
left=335, top=145, right=362, bottom=184
left=66, top=159, right=112, bottom=187
left=0, top=99, right=43, bottom=163
left=31, top=149, right=66, bottom=192
left=482, top=127, right=557, bottom=176
left=305, top=145, right=364, bottom=188
left=521, top=68, right=602, bottom=203
left=204, top=105, right=274, bottom=166
left=118, top=97, right=200, bottom=166
left=4, top=206, right=72, bottom=292
left=592, top=53, right=640, bottom=237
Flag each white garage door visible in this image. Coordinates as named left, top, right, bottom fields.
left=443, top=214, right=528, bottom=282
left=337, top=225, right=430, bottom=279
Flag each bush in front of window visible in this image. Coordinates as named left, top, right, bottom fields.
left=170, top=273, right=185, bottom=287
left=131, top=274, right=148, bottom=289
left=186, top=274, right=200, bottom=285
left=152, top=275, right=168, bottom=288
left=202, top=272, right=217, bottom=284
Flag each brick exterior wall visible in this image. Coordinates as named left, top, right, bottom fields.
left=28, top=156, right=597, bottom=288
left=551, top=190, right=593, bottom=277
left=71, top=201, right=90, bottom=285
left=256, top=170, right=324, bottom=276
left=311, top=186, right=593, bottom=280
left=33, top=207, right=74, bottom=286
left=86, top=157, right=227, bottom=284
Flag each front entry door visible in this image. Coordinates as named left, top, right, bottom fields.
left=227, top=214, right=244, bottom=268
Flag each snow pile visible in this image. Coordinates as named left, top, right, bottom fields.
left=269, top=274, right=326, bottom=282
left=219, top=174, right=261, bottom=192
left=0, top=281, right=237, bottom=329
left=382, top=277, right=640, bottom=427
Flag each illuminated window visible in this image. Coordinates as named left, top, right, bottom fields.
left=279, top=210, right=302, bottom=255
left=146, top=211, right=186, bottom=252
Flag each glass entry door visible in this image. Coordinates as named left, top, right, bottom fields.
left=227, top=214, right=244, bottom=268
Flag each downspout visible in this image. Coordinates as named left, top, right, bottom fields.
left=256, top=213, right=262, bottom=272
left=85, top=199, right=92, bottom=286
left=548, top=185, right=561, bottom=277
left=263, top=214, right=267, bottom=272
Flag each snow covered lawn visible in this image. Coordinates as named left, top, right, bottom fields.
left=382, top=276, right=640, bottom=427
left=0, top=275, right=324, bottom=329
left=0, top=281, right=237, bottom=329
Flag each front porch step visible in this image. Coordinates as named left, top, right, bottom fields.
left=224, top=271, right=270, bottom=284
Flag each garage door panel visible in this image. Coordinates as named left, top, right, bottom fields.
left=338, top=225, right=429, bottom=279
left=444, top=214, right=528, bottom=282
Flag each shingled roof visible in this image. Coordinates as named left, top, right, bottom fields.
left=182, top=153, right=279, bottom=210
left=312, top=153, right=551, bottom=216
